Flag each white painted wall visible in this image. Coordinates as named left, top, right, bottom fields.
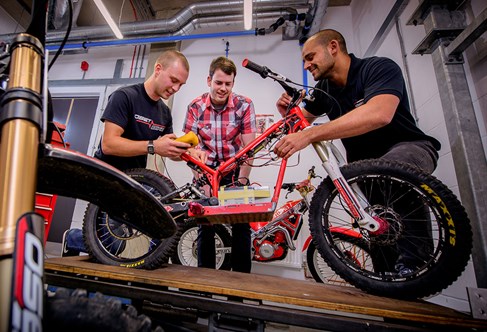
left=467, top=0, right=487, bottom=156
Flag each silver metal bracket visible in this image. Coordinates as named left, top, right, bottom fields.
left=411, top=28, right=463, bottom=55
left=438, top=41, right=464, bottom=65
left=467, top=287, right=487, bottom=320
left=408, top=5, right=466, bottom=56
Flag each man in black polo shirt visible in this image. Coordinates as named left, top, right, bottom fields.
left=95, top=50, right=206, bottom=169
left=62, top=50, right=206, bottom=256
left=274, top=29, right=441, bottom=276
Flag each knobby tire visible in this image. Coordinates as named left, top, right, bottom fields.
left=83, top=168, right=183, bottom=270
left=308, top=159, right=472, bottom=299
left=45, top=288, right=162, bottom=331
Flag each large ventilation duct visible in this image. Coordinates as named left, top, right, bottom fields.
left=47, top=11, right=305, bottom=50
left=0, top=0, right=312, bottom=45
left=48, top=0, right=84, bottom=30
left=299, top=0, right=329, bottom=43
left=177, top=11, right=299, bottom=37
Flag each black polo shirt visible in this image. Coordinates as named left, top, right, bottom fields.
left=303, top=54, right=441, bottom=162
left=94, top=83, right=173, bottom=170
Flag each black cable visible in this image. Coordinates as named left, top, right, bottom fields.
left=285, top=79, right=343, bottom=117
left=51, top=121, right=68, bottom=148
left=48, top=0, right=72, bottom=70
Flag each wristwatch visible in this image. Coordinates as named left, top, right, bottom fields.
left=147, top=140, right=155, bottom=155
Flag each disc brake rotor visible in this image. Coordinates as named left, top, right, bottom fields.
left=367, top=205, right=403, bottom=245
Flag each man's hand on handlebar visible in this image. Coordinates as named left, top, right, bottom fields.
left=275, top=90, right=306, bottom=117
left=276, top=92, right=293, bottom=117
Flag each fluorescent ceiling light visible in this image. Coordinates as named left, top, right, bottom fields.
left=244, top=0, right=253, bottom=30
left=93, top=0, right=124, bottom=39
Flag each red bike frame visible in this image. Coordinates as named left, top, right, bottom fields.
left=173, top=58, right=383, bottom=237
left=179, top=106, right=311, bottom=224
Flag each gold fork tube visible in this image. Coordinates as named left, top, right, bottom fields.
left=0, top=120, right=39, bottom=255
left=0, top=34, right=42, bottom=332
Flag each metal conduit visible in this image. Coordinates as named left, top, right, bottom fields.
left=46, top=11, right=295, bottom=50
left=0, top=0, right=311, bottom=44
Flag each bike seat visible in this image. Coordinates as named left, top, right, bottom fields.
left=36, top=144, right=176, bottom=239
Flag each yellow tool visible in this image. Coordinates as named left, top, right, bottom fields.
left=175, top=132, right=199, bottom=147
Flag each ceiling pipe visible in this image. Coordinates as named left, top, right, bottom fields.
left=46, top=10, right=300, bottom=50
left=48, top=30, right=258, bottom=51
left=179, top=11, right=299, bottom=36
left=0, top=0, right=311, bottom=44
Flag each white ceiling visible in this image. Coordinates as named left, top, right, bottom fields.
left=2, top=0, right=352, bottom=31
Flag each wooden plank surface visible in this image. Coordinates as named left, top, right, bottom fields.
left=45, top=256, right=487, bottom=330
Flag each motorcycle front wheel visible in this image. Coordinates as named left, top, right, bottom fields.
left=83, top=168, right=183, bottom=270
left=309, top=159, right=472, bottom=299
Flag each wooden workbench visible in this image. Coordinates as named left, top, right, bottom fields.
left=44, top=256, right=487, bottom=331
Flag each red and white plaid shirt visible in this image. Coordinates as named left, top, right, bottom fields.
left=183, top=92, right=256, bottom=166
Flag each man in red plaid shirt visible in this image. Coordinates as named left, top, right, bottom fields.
left=183, top=56, right=256, bottom=272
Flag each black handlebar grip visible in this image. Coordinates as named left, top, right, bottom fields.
left=242, top=59, right=268, bottom=79
left=281, top=183, right=295, bottom=190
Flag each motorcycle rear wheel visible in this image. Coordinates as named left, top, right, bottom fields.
left=306, top=235, right=370, bottom=287
left=83, top=168, right=183, bottom=270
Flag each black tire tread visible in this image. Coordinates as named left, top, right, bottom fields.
left=83, top=168, right=183, bottom=270
left=308, top=159, right=472, bottom=299
left=45, top=288, right=163, bottom=331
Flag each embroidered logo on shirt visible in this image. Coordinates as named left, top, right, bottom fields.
left=135, top=114, right=166, bottom=132
left=354, top=99, right=365, bottom=108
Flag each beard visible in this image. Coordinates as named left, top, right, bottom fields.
left=310, top=67, right=325, bottom=81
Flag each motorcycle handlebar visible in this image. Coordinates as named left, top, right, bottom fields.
left=242, top=58, right=269, bottom=79
left=243, top=58, right=299, bottom=98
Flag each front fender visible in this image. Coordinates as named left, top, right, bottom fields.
left=36, top=144, right=176, bottom=239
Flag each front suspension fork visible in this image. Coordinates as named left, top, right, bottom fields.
left=312, top=141, right=380, bottom=232
left=0, top=33, right=44, bottom=332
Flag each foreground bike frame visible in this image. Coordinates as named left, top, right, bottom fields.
left=174, top=59, right=380, bottom=232
left=0, top=1, right=174, bottom=330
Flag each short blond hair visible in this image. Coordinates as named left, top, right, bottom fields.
left=156, top=50, right=190, bottom=71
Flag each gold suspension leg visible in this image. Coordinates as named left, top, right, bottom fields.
left=0, top=33, right=43, bottom=332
